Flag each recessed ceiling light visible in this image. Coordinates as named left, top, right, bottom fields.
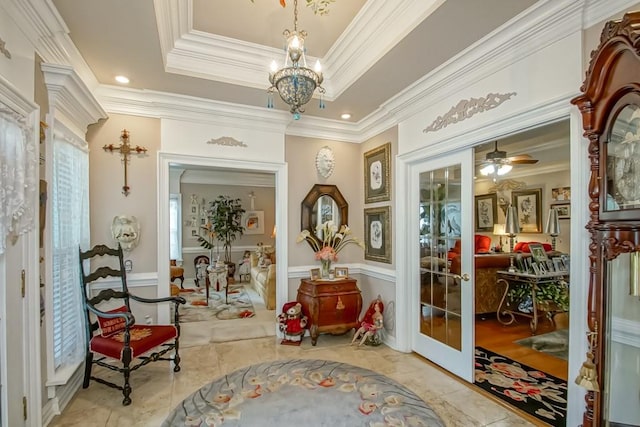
left=115, top=75, right=130, bottom=84
left=341, top=113, right=351, bottom=120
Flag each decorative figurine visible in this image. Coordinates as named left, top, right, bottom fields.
left=351, top=296, right=384, bottom=346
left=277, top=301, right=308, bottom=345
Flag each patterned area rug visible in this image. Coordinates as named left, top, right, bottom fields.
left=515, top=329, right=569, bottom=360
left=475, top=347, right=567, bottom=426
left=162, top=359, right=444, bottom=426
left=179, top=285, right=255, bottom=322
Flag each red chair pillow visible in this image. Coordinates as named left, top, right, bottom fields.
left=513, top=241, right=553, bottom=253
left=97, top=306, right=130, bottom=337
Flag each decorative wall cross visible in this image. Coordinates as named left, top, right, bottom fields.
left=103, top=129, right=147, bottom=196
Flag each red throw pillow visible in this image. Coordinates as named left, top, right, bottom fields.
left=97, top=306, right=130, bottom=337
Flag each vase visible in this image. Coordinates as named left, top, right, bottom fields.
left=320, top=259, right=332, bottom=279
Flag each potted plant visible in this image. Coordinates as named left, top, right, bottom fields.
left=198, top=195, right=245, bottom=276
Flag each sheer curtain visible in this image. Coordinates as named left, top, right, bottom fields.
left=51, top=135, right=89, bottom=370
left=0, top=106, right=37, bottom=254
left=169, top=193, right=182, bottom=261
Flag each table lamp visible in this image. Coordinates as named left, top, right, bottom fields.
left=545, top=207, right=560, bottom=251
left=505, top=206, right=520, bottom=272
left=492, top=223, right=506, bottom=252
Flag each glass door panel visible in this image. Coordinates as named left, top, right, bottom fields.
left=413, top=148, right=473, bottom=381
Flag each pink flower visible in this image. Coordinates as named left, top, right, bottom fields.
left=315, top=246, right=337, bottom=261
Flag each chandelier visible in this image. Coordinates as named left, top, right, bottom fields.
left=268, top=0, right=325, bottom=120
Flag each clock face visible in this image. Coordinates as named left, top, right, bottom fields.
left=605, top=104, right=640, bottom=211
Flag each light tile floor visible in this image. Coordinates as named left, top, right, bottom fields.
left=49, top=333, right=537, bottom=427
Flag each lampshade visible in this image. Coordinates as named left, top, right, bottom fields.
left=505, top=206, right=520, bottom=235
left=545, top=208, right=560, bottom=236
left=493, top=223, right=506, bottom=236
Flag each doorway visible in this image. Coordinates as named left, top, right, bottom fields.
left=157, top=153, right=288, bottom=325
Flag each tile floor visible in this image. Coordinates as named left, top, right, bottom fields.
left=49, top=333, right=536, bottom=426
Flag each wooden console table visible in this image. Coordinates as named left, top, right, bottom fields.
left=296, top=278, right=362, bottom=346
left=496, top=270, right=569, bottom=334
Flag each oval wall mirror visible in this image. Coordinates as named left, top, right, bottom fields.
left=301, top=184, right=348, bottom=243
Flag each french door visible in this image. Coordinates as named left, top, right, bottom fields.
left=412, top=148, right=474, bottom=381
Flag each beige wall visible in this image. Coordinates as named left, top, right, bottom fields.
left=475, top=169, right=571, bottom=254
left=286, top=136, right=364, bottom=267
left=86, top=113, right=161, bottom=273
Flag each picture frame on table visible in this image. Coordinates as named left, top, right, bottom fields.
left=334, top=267, right=349, bottom=279
left=552, top=257, right=565, bottom=272
left=475, top=193, right=498, bottom=231
left=529, top=243, right=548, bottom=263
left=364, top=206, right=392, bottom=263
left=242, top=210, right=265, bottom=235
left=310, top=268, right=321, bottom=281
left=531, top=262, right=541, bottom=276
left=364, top=142, right=391, bottom=203
left=554, top=203, right=571, bottom=219
left=511, top=188, right=543, bottom=233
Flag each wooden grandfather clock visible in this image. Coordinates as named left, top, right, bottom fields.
left=572, top=11, right=640, bottom=427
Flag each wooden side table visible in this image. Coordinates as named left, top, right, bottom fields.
left=296, top=278, right=362, bottom=346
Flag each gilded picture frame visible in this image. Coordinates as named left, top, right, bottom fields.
left=511, top=188, right=542, bottom=233
left=475, top=193, right=497, bottom=231
left=334, top=267, right=349, bottom=278
left=364, top=142, right=391, bottom=203
left=310, top=268, right=321, bottom=281
left=364, top=206, right=391, bottom=263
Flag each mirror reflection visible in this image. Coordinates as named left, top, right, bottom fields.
left=301, top=184, right=348, bottom=246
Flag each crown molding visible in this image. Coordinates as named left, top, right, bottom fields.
left=582, top=0, right=639, bottom=28
left=41, top=64, right=107, bottom=137
left=154, top=0, right=440, bottom=100
left=323, top=0, right=445, bottom=99
left=95, top=85, right=289, bottom=134
left=180, top=169, right=276, bottom=187
left=6, top=0, right=102, bottom=92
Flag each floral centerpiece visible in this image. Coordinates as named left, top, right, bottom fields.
left=297, top=221, right=364, bottom=278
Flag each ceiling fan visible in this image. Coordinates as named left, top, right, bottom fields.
left=479, top=141, right=538, bottom=178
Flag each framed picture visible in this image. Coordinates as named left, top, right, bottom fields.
left=555, top=203, right=571, bottom=219
left=551, top=186, right=571, bottom=201
left=552, top=256, right=565, bottom=272
left=191, top=205, right=198, bottom=214
left=531, top=262, right=541, bottom=276
left=334, top=267, right=349, bottom=278
left=528, top=243, right=548, bottom=263
left=364, top=206, right=391, bottom=263
left=242, top=210, right=264, bottom=235
left=475, top=193, right=497, bottom=231
left=310, top=268, right=321, bottom=281
left=364, top=142, right=391, bottom=203
left=511, top=188, right=542, bottom=233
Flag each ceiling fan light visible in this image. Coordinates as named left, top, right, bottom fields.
left=497, top=164, right=512, bottom=175
left=480, top=164, right=495, bottom=176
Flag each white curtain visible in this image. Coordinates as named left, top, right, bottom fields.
left=0, top=106, right=37, bottom=254
left=51, top=135, right=89, bottom=369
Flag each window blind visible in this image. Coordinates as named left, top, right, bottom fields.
left=51, top=138, right=89, bottom=370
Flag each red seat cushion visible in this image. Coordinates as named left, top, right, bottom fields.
left=513, top=241, right=553, bottom=253
left=90, top=325, right=178, bottom=359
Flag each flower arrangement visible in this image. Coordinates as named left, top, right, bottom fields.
left=297, top=221, right=364, bottom=263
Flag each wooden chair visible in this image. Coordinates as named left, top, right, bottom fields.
left=78, top=244, right=186, bottom=405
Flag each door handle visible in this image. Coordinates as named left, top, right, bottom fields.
left=461, top=273, right=470, bottom=282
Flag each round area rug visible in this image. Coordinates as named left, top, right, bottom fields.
left=162, top=359, right=444, bottom=426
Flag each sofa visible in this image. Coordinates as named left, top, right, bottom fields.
left=249, top=251, right=276, bottom=310
left=449, top=239, right=552, bottom=315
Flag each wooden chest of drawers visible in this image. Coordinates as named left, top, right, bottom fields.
left=296, top=278, right=362, bottom=346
